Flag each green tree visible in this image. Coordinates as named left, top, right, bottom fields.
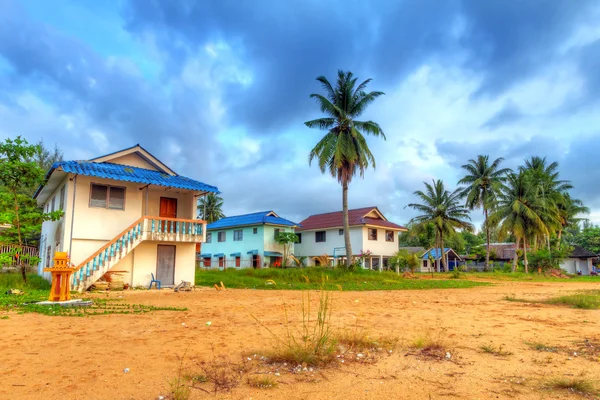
left=275, top=232, right=299, bottom=267
left=0, top=137, right=62, bottom=281
left=34, top=140, right=63, bottom=174
left=197, top=193, right=225, bottom=224
left=305, top=70, right=386, bottom=268
left=398, top=222, right=436, bottom=248
left=489, top=171, right=549, bottom=273
left=458, top=155, right=511, bottom=270
left=407, top=180, right=473, bottom=272
left=555, top=193, right=588, bottom=249
left=572, top=225, right=600, bottom=254
left=389, top=249, right=420, bottom=274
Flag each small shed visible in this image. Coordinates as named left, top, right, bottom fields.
left=559, top=246, right=597, bottom=275
left=420, top=248, right=463, bottom=272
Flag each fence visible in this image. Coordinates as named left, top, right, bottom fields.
left=0, top=244, right=40, bottom=269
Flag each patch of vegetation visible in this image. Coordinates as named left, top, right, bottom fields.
left=196, top=267, right=489, bottom=291
left=502, top=295, right=531, bottom=303
left=168, top=349, right=191, bottom=400
left=457, top=271, right=600, bottom=282
left=544, top=291, right=600, bottom=310
left=0, top=275, right=186, bottom=316
left=479, top=343, right=513, bottom=356
left=254, top=288, right=338, bottom=367
left=409, top=334, right=451, bottom=361
left=336, top=325, right=398, bottom=354
left=247, top=375, right=277, bottom=389
left=542, top=378, right=598, bottom=397
left=524, top=341, right=558, bottom=353
left=198, top=354, right=248, bottom=394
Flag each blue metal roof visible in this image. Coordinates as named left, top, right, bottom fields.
left=200, top=253, right=211, bottom=258
left=264, top=251, right=282, bottom=257
left=247, top=249, right=259, bottom=255
left=34, top=160, right=219, bottom=198
left=230, top=252, right=241, bottom=257
left=421, top=248, right=452, bottom=260
left=213, top=253, right=224, bottom=258
left=207, top=211, right=297, bottom=230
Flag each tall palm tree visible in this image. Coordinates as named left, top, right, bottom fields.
left=489, top=172, right=549, bottom=273
left=407, top=180, right=473, bottom=272
left=556, top=193, right=588, bottom=248
left=458, top=155, right=511, bottom=271
left=521, top=156, right=571, bottom=250
left=305, top=70, right=386, bottom=268
left=197, top=193, right=225, bottom=224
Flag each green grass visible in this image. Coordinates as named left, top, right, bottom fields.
left=195, top=267, right=489, bottom=291
left=0, top=273, right=186, bottom=316
left=542, top=378, right=598, bottom=396
left=545, top=291, right=600, bottom=310
left=438, top=271, right=600, bottom=282
left=524, top=341, right=558, bottom=353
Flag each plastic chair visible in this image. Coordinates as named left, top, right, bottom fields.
left=149, top=273, right=161, bottom=289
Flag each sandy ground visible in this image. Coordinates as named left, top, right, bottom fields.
left=1, top=280, right=600, bottom=400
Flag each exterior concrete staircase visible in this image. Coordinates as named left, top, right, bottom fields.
left=70, top=216, right=204, bottom=292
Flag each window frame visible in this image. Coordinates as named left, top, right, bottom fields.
left=339, top=229, right=343, bottom=235
left=206, top=232, right=212, bottom=243
left=296, top=233, right=302, bottom=244
left=233, top=229, right=243, bottom=241
left=274, top=228, right=280, bottom=240
left=51, top=196, right=56, bottom=213
left=253, top=227, right=258, bottom=234
left=217, top=231, right=226, bottom=242
left=315, top=231, right=326, bottom=243
left=385, top=230, right=394, bottom=242
left=59, top=186, right=66, bottom=211
left=89, top=183, right=126, bottom=210
left=368, top=228, right=378, bottom=241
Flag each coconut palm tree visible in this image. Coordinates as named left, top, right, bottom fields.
left=458, top=155, right=511, bottom=271
left=197, top=193, right=225, bottom=223
left=521, top=156, right=571, bottom=250
left=407, top=180, right=473, bottom=272
left=556, top=193, right=589, bottom=248
left=305, top=70, right=386, bottom=268
left=489, top=171, right=549, bottom=273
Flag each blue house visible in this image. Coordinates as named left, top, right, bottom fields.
left=420, top=248, right=463, bottom=272
left=200, top=211, right=298, bottom=269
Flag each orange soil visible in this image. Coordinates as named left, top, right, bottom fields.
left=1, top=281, right=599, bottom=399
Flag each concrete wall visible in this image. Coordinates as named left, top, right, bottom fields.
left=145, top=187, right=196, bottom=220
left=560, top=258, right=592, bottom=275
left=361, top=227, right=399, bottom=257
left=294, top=227, right=363, bottom=261
left=109, top=241, right=196, bottom=287
left=110, top=154, right=159, bottom=170
left=38, top=175, right=70, bottom=278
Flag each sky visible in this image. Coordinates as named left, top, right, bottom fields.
left=1, top=0, right=600, bottom=228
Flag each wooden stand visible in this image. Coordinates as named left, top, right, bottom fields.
left=44, top=252, right=75, bottom=302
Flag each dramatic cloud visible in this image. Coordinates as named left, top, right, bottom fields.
left=1, top=0, right=600, bottom=226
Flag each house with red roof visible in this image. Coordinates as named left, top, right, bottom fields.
left=294, top=206, right=407, bottom=269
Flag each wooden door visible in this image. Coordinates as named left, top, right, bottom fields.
left=159, top=197, right=178, bottom=233
left=156, top=245, right=176, bottom=286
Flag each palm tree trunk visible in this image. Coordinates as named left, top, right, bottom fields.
left=484, top=208, right=490, bottom=272
left=557, top=229, right=562, bottom=250
left=434, top=230, right=440, bottom=273
left=440, top=233, right=447, bottom=272
left=523, top=238, right=529, bottom=274
left=512, top=237, right=519, bottom=272
left=342, top=180, right=353, bottom=268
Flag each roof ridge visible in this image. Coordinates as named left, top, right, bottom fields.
left=303, top=206, right=377, bottom=218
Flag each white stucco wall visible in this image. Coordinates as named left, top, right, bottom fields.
left=361, top=227, right=399, bottom=257
left=109, top=241, right=195, bottom=287
left=560, top=258, right=592, bottom=275
left=110, top=154, right=159, bottom=170
left=294, top=227, right=363, bottom=259
left=38, top=175, right=70, bottom=278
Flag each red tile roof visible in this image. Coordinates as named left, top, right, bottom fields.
left=296, top=207, right=407, bottom=231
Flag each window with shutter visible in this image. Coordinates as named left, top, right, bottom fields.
left=90, top=184, right=108, bottom=208
left=108, top=187, right=125, bottom=210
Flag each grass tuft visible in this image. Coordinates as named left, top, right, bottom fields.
left=409, top=335, right=449, bottom=360
left=524, top=341, right=558, bottom=353
left=479, top=343, right=513, bottom=356
left=543, top=378, right=598, bottom=396
left=247, top=375, right=277, bottom=389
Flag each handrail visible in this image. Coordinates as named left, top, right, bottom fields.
left=72, top=216, right=145, bottom=273
left=72, top=216, right=206, bottom=273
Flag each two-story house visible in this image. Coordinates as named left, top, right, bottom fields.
left=294, top=206, right=407, bottom=269
left=34, top=144, right=219, bottom=291
left=200, top=211, right=298, bottom=268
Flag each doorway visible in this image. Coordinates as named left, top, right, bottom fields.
left=156, top=245, right=176, bottom=286
left=159, top=197, right=177, bottom=233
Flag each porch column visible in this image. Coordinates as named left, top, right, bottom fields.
left=379, top=255, right=383, bottom=272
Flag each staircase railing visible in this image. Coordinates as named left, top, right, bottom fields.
left=71, top=216, right=206, bottom=289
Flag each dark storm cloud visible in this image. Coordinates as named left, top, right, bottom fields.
left=481, top=102, right=523, bottom=130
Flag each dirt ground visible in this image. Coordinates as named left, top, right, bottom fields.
left=1, top=281, right=600, bottom=400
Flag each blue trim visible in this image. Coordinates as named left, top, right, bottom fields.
left=230, top=252, right=241, bottom=257
left=200, top=253, right=212, bottom=258
left=213, top=253, right=224, bottom=258
left=264, top=251, right=282, bottom=257
left=247, top=249, right=259, bottom=255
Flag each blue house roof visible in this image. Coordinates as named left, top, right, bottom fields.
left=421, top=248, right=452, bottom=260
left=207, top=211, right=298, bottom=230
left=34, top=161, right=219, bottom=198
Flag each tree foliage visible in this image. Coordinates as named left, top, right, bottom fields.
left=197, top=193, right=225, bottom=224
left=305, top=70, right=385, bottom=268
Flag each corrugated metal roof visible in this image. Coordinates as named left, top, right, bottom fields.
left=296, top=207, right=406, bottom=231
left=264, top=251, right=283, bottom=257
left=34, top=161, right=219, bottom=198
left=230, top=252, right=241, bottom=257
left=421, top=248, right=452, bottom=260
left=207, top=211, right=297, bottom=230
